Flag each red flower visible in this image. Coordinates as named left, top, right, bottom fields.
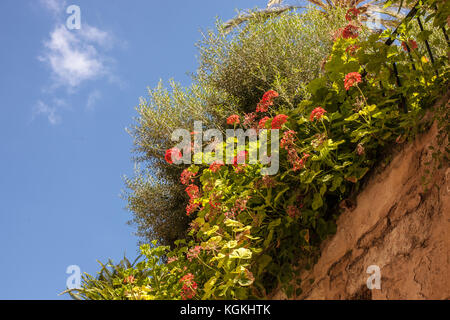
left=227, top=114, right=240, bottom=125
left=186, top=246, right=202, bottom=262
left=287, top=151, right=310, bottom=171
left=185, top=184, right=200, bottom=199
left=258, top=116, right=271, bottom=129
left=280, top=130, right=297, bottom=150
left=123, top=275, right=135, bottom=284
left=342, top=24, right=359, bottom=39
left=402, top=39, right=418, bottom=52
left=243, top=112, right=257, bottom=128
left=256, top=90, right=279, bottom=112
left=186, top=200, right=200, bottom=216
left=180, top=169, right=196, bottom=185
left=310, top=107, right=327, bottom=122
left=165, top=148, right=182, bottom=164
left=179, top=273, right=198, bottom=300
left=229, top=197, right=249, bottom=217
left=209, top=160, right=224, bottom=173
left=344, top=72, right=362, bottom=90
left=271, top=114, right=288, bottom=129
left=345, top=8, right=360, bottom=21
left=167, top=256, right=178, bottom=264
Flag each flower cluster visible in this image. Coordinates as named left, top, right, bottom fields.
left=227, top=114, right=240, bottom=125
left=179, top=273, right=198, bottom=300
left=258, top=116, right=271, bottom=129
left=165, top=148, right=182, bottom=164
left=209, top=160, right=224, bottom=173
left=342, top=24, right=359, bottom=39
left=186, top=201, right=200, bottom=216
left=288, top=151, right=310, bottom=172
left=243, top=112, right=257, bottom=129
left=231, top=197, right=249, bottom=216
left=186, top=184, right=200, bottom=199
left=167, top=256, right=178, bottom=264
left=345, top=7, right=360, bottom=22
left=180, top=169, right=196, bottom=185
left=185, top=184, right=201, bottom=216
left=309, top=107, right=327, bottom=122
left=256, top=90, right=279, bottom=112
left=186, top=246, right=202, bottom=262
left=255, top=175, right=277, bottom=189
left=280, top=130, right=297, bottom=150
left=344, top=72, right=362, bottom=90
left=271, top=114, right=288, bottom=129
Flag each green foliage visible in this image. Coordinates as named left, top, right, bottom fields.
left=196, top=7, right=350, bottom=112
left=78, top=2, right=449, bottom=300
left=126, top=6, right=350, bottom=245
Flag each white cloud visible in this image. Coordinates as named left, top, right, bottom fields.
left=39, top=25, right=109, bottom=88
left=33, top=100, right=61, bottom=125
left=86, top=90, right=102, bottom=110
left=40, top=0, right=67, bottom=15
left=35, top=2, right=120, bottom=125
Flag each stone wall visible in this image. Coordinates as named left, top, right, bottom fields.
left=273, top=98, right=449, bottom=300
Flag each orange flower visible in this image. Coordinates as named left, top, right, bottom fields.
left=227, top=114, right=240, bottom=125
left=209, top=160, right=224, bottom=173
left=344, top=72, right=362, bottom=90
left=180, top=169, right=196, bottom=185
left=185, top=184, right=200, bottom=199
left=256, top=90, right=279, bottom=112
left=310, top=107, right=327, bottom=122
left=271, top=114, right=288, bottom=129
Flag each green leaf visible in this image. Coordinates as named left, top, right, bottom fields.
left=345, top=113, right=360, bottom=121
left=307, top=77, right=327, bottom=96
left=224, top=240, right=238, bottom=249
left=330, top=176, right=343, bottom=191
left=229, top=248, right=252, bottom=259
left=311, top=193, right=323, bottom=210
left=319, top=184, right=327, bottom=196
left=224, top=219, right=243, bottom=228
left=263, top=229, right=274, bottom=249
left=268, top=218, right=281, bottom=229
left=257, top=255, right=272, bottom=276
left=274, top=187, right=289, bottom=206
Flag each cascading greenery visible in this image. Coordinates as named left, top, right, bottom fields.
left=68, top=1, right=448, bottom=300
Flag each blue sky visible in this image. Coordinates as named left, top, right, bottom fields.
left=0, top=0, right=295, bottom=299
